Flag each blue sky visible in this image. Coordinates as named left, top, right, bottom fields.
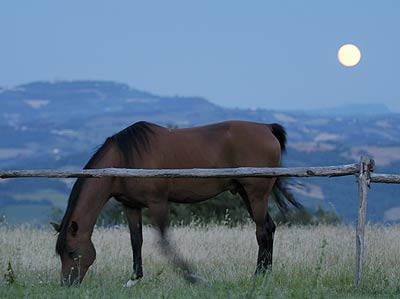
left=1, top=1, right=399, bottom=111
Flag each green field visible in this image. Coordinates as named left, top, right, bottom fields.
left=1, top=224, right=400, bottom=298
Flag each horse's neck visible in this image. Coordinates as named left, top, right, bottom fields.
left=70, top=146, right=120, bottom=238
left=71, top=177, right=113, bottom=238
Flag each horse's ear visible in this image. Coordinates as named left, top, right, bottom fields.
left=70, top=221, right=79, bottom=236
left=50, top=222, right=61, bottom=232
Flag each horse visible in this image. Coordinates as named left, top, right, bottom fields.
left=51, top=120, right=300, bottom=286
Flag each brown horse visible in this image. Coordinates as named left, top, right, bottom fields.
left=51, top=120, right=299, bottom=286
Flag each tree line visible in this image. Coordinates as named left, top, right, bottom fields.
left=95, top=179, right=341, bottom=227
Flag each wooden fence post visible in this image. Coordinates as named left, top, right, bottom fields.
left=355, top=156, right=374, bottom=288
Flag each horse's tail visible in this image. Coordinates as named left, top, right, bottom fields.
left=270, top=123, right=303, bottom=213
left=270, top=123, right=286, bottom=153
left=271, top=177, right=303, bottom=214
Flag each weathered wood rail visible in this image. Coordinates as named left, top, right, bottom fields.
left=1, top=155, right=399, bottom=288
left=370, top=173, right=400, bottom=184
left=0, top=163, right=360, bottom=179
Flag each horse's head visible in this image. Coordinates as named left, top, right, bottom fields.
left=51, top=221, right=96, bottom=286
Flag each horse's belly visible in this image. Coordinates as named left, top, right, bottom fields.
left=168, top=178, right=232, bottom=203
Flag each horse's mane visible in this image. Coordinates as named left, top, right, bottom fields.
left=55, top=121, right=155, bottom=255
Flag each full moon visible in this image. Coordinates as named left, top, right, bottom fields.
left=338, top=44, right=361, bottom=67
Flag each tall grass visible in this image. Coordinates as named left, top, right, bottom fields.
left=1, top=224, right=400, bottom=298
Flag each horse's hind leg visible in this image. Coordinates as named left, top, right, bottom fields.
left=238, top=181, right=276, bottom=274
left=256, top=213, right=276, bottom=274
left=124, top=206, right=143, bottom=286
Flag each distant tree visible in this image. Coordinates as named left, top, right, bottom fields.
left=169, top=192, right=248, bottom=226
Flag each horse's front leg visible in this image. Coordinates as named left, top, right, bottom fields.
left=124, top=205, right=143, bottom=286
left=148, top=198, right=200, bottom=283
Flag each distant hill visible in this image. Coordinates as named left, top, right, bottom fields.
left=1, top=80, right=400, bottom=224
left=311, top=103, right=391, bottom=116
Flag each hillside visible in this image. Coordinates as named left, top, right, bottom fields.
left=1, top=80, right=400, bottom=224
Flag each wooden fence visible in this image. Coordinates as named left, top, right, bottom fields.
left=1, top=155, right=399, bottom=288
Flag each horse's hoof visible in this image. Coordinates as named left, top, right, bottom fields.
left=124, top=279, right=139, bottom=288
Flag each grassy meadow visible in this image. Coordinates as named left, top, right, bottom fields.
left=1, top=224, right=400, bottom=298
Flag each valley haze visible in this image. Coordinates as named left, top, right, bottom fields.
left=0, top=80, right=399, bottom=224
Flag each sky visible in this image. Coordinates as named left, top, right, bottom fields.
left=1, top=1, right=399, bottom=111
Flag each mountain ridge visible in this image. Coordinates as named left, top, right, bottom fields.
left=1, top=80, right=400, bottom=224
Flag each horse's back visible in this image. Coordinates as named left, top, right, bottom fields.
left=152, top=120, right=282, bottom=168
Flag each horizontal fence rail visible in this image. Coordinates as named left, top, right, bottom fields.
left=1, top=156, right=400, bottom=289
left=370, top=173, right=400, bottom=184
left=0, top=163, right=360, bottom=179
